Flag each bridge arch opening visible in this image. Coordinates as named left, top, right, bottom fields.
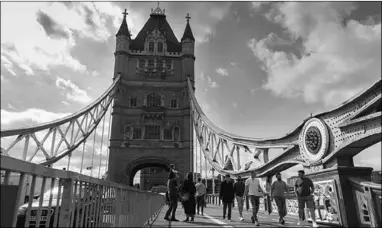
left=127, top=157, right=172, bottom=190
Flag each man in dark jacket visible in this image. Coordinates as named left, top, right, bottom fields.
left=164, top=172, right=179, bottom=221
left=234, top=176, right=245, bottom=221
left=219, top=174, right=235, bottom=221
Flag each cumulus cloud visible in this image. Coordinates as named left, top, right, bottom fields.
left=207, top=76, right=219, bottom=88
left=216, top=67, right=229, bottom=77
left=251, top=2, right=267, bottom=12
left=56, top=77, right=92, bottom=104
left=36, top=10, right=69, bottom=39
left=248, top=2, right=381, bottom=107
left=230, top=62, right=238, bottom=68
left=1, top=55, right=16, bottom=76
left=1, top=108, right=71, bottom=126
left=250, top=88, right=260, bottom=96
left=1, top=2, right=127, bottom=76
left=199, top=72, right=219, bottom=89
left=187, top=2, right=232, bottom=44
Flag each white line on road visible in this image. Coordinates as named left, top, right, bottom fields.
left=203, top=213, right=234, bottom=228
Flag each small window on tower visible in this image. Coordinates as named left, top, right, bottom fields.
left=170, top=99, right=178, bottom=109
left=149, top=42, right=154, bottom=52
left=148, top=60, right=154, bottom=70
left=157, top=42, right=163, bottom=52
left=132, top=128, right=141, bottom=139
left=145, top=125, right=161, bottom=139
left=147, top=93, right=161, bottom=107
left=129, top=97, right=137, bottom=107
left=139, top=59, right=145, bottom=69
left=164, top=129, right=172, bottom=140
left=166, top=60, right=172, bottom=70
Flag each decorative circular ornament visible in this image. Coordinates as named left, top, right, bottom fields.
left=299, top=118, right=329, bottom=163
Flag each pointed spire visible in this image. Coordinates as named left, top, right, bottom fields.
left=181, top=13, right=195, bottom=42
left=116, top=9, right=131, bottom=37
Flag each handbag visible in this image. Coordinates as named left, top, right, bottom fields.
left=181, top=193, right=190, bottom=201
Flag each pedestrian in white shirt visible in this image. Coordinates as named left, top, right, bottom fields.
left=244, top=170, right=264, bottom=226
left=195, top=177, right=206, bottom=215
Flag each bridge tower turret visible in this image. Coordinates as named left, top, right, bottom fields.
left=181, top=13, right=195, bottom=85
left=113, top=9, right=131, bottom=80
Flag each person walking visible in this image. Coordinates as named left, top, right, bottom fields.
left=195, top=177, right=206, bottom=215
left=244, top=170, right=264, bottom=226
left=180, top=172, right=196, bottom=222
left=219, top=174, right=235, bottom=221
left=264, top=176, right=273, bottom=214
left=295, top=170, right=318, bottom=227
left=234, top=176, right=245, bottom=221
left=271, top=172, right=289, bottom=225
left=164, top=172, right=179, bottom=221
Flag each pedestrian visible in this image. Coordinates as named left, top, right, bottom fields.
left=295, top=170, right=318, bottom=227
left=264, top=176, right=273, bottom=214
left=180, top=172, right=196, bottom=222
left=169, top=164, right=179, bottom=177
left=271, top=172, right=288, bottom=224
left=233, top=175, right=245, bottom=221
left=164, top=172, right=179, bottom=221
left=244, top=170, right=264, bottom=226
left=195, top=177, right=206, bottom=215
left=219, top=174, right=235, bottom=221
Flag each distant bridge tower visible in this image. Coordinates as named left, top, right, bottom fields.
left=108, top=6, right=195, bottom=186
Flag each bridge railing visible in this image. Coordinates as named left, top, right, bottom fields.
left=0, top=155, right=165, bottom=227
left=348, top=177, right=381, bottom=228
left=206, top=193, right=299, bottom=216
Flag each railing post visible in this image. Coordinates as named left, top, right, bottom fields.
left=114, top=188, right=122, bottom=227
left=58, top=178, right=74, bottom=227
left=364, top=186, right=379, bottom=228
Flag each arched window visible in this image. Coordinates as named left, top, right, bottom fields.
left=164, top=128, right=172, bottom=140
left=170, top=99, right=178, bottom=109
left=129, top=96, right=137, bottom=107
left=157, top=42, right=163, bottom=52
left=149, top=42, right=154, bottom=52
left=147, top=93, right=161, bottom=107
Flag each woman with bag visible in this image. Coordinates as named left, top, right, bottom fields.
left=180, top=172, right=196, bottom=222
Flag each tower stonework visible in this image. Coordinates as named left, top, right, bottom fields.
left=108, top=7, right=195, bottom=186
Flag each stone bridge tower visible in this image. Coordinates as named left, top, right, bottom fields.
left=108, top=7, right=195, bottom=186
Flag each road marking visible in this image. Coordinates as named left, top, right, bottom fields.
left=203, top=213, right=234, bottom=228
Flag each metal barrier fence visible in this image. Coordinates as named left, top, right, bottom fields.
left=206, top=193, right=299, bottom=216
left=348, top=177, right=381, bottom=228
left=0, top=155, right=165, bottom=227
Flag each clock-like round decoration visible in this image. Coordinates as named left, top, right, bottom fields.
left=299, top=118, right=329, bottom=162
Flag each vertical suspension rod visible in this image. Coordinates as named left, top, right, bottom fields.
left=90, top=126, right=97, bottom=177
left=80, top=115, right=89, bottom=174
left=105, top=101, right=113, bottom=176
left=98, top=112, right=107, bottom=178
left=199, top=131, right=202, bottom=180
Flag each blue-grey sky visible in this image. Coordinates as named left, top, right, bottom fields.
left=1, top=1, right=381, bottom=181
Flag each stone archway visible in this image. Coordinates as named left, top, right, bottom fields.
left=125, top=156, right=172, bottom=187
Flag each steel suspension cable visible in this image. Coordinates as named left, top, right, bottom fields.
left=205, top=154, right=208, bottom=190
left=66, top=152, right=71, bottom=171
left=105, top=102, right=113, bottom=172
left=80, top=115, right=89, bottom=174
left=199, top=137, right=202, bottom=179
left=97, top=113, right=107, bottom=179
left=80, top=140, right=87, bottom=174
left=90, top=125, right=98, bottom=177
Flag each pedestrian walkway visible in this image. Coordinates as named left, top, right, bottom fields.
left=151, top=203, right=332, bottom=227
